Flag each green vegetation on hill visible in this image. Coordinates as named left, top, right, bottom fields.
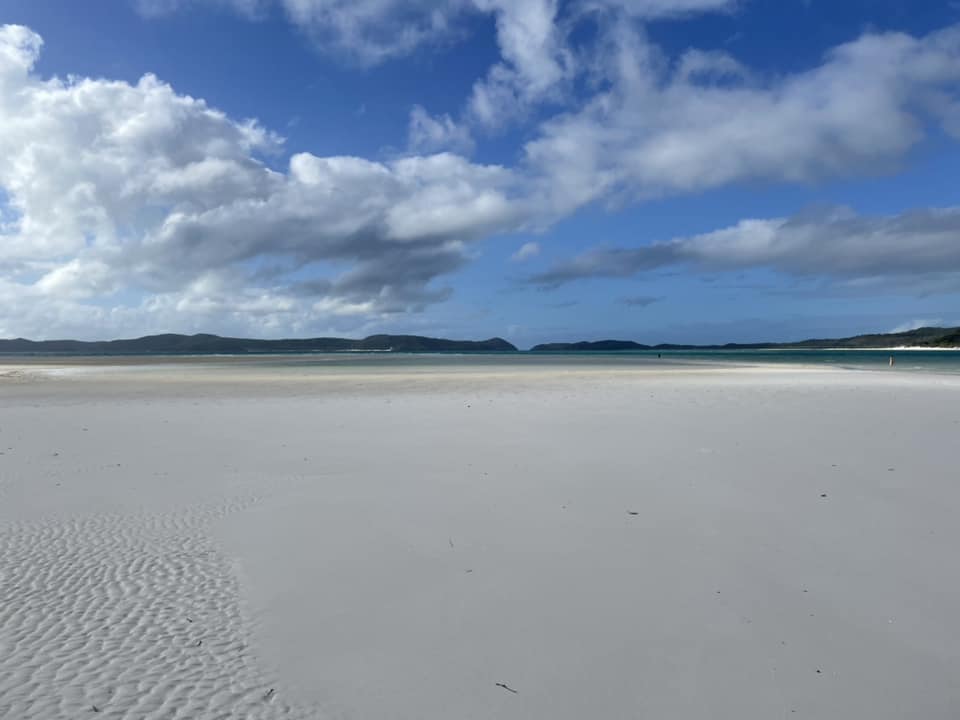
left=0, top=333, right=518, bottom=354
left=2, top=326, right=957, bottom=355
left=533, top=340, right=651, bottom=351
left=530, top=326, right=960, bottom=351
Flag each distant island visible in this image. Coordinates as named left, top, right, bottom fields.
left=1, top=326, right=959, bottom=355
left=0, top=333, right=518, bottom=354
left=531, top=326, right=960, bottom=351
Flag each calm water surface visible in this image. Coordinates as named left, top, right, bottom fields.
left=6, top=349, right=958, bottom=374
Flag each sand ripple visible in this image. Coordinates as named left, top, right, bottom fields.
left=0, top=499, right=317, bottom=719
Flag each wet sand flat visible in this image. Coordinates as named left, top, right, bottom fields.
left=1, top=361, right=959, bottom=719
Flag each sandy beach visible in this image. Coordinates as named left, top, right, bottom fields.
left=2, top=359, right=959, bottom=719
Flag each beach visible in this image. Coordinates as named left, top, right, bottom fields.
left=2, top=359, right=959, bottom=719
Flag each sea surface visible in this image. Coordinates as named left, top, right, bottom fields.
left=4, top=349, right=960, bottom=374
left=271, top=348, right=960, bottom=374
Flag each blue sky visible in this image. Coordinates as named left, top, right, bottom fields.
left=1, top=0, right=959, bottom=346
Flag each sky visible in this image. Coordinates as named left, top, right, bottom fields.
left=1, top=0, right=959, bottom=347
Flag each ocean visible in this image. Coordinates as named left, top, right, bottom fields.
left=7, top=348, right=957, bottom=373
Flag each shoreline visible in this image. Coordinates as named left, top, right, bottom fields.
left=3, top=350, right=959, bottom=388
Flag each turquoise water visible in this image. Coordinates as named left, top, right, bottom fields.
left=250, top=348, right=960, bottom=373
left=186, top=348, right=960, bottom=374
left=4, top=349, right=960, bottom=373
left=279, top=348, right=960, bottom=375
left=610, top=348, right=960, bottom=373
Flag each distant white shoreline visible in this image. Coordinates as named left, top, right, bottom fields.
left=859, top=346, right=959, bottom=351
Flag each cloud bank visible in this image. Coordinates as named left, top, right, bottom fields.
left=0, top=24, right=528, bottom=337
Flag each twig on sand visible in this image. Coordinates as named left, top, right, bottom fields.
left=495, top=682, right=518, bottom=694
left=627, top=511, right=639, bottom=516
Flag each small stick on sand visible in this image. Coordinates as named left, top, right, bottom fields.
left=495, top=682, right=518, bottom=694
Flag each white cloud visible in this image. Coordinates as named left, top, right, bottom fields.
left=0, top=24, right=42, bottom=74
left=528, top=206, right=960, bottom=289
left=135, top=0, right=738, bottom=65
left=0, top=25, right=528, bottom=338
left=511, top=241, right=541, bottom=262
left=130, top=0, right=736, bottom=129
left=407, top=105, right=475, bottom=155
left=524, top=22, right=960, bottom=210
left=280, top=0, right=474, bottom=64
left=467, top=0, right=574, bottom=127
left=674, top=48, right=752, bottom=83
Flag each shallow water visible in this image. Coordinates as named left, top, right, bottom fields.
left=3, top=348, right=960, bottom=374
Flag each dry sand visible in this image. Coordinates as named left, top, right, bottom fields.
left=1, top=360, right=959, bottom=719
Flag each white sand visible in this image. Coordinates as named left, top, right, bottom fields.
left=1, top=361, right=959, bottom=719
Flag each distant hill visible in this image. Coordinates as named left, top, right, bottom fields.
left=3, top=326, right=957, bottom=355
left=531, top=326, right=960, bottom=351
left=533, top=340, right=652, bottom=351
left=0, top=333, right=518, bottom=354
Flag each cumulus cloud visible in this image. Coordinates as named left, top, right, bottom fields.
left=0, top=24, right=42, bottom=73
left=0, top=25, right=528, bottom=338
left=511, top=241, right=541, bottom=262
left=527, top=206, right=960, bottom=288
